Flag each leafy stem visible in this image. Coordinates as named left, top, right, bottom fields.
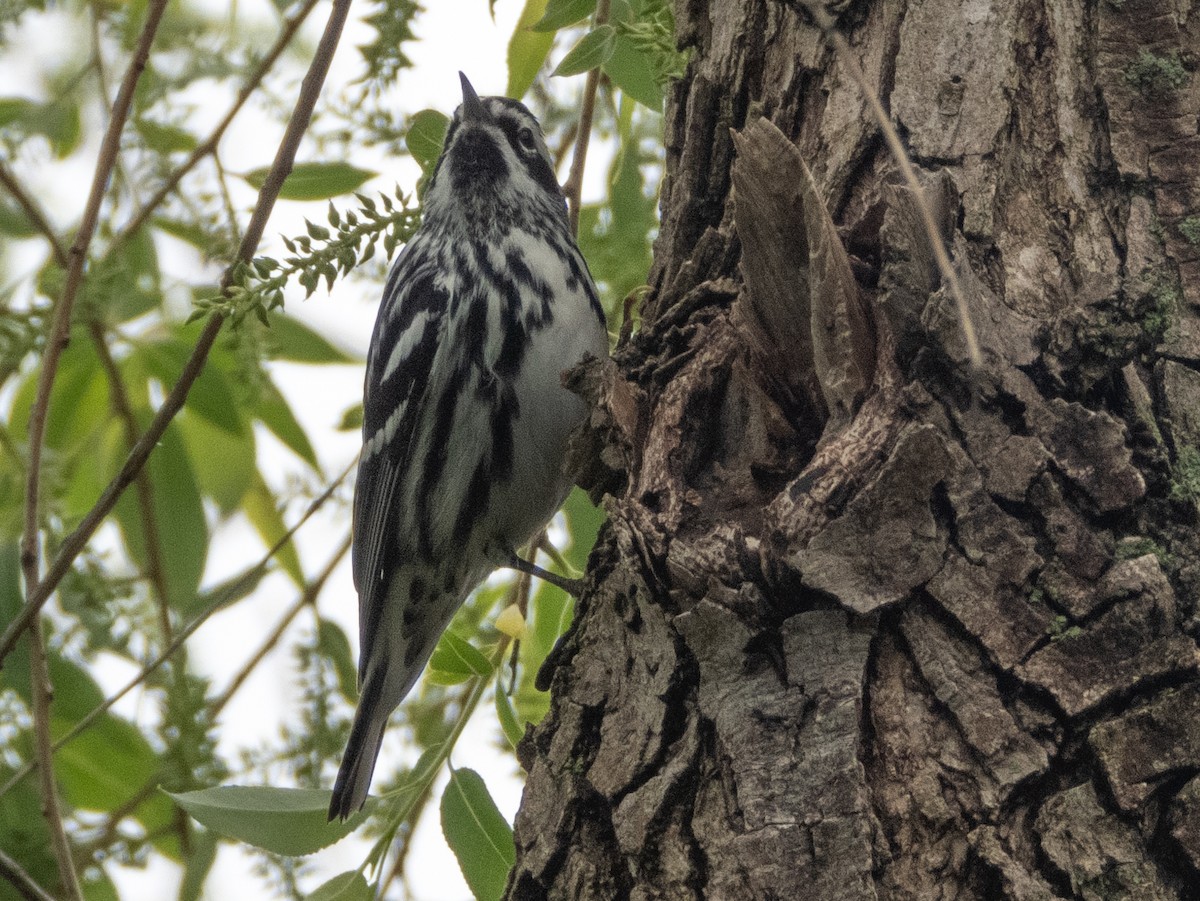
left=190, top=190, right=420, bottom=327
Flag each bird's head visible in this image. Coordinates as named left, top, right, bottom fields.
left=423, top=73, right=567, bottom=229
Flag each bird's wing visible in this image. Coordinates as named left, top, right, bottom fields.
left=352, top=236, right=448, bottom=683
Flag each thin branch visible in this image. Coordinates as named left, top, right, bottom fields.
left=793, top=0, right=981, bottom=368
left=78, top=530, right=352, bottom=857
left=18, top=4, right=169, bottom=896
left=209, top=533, right=351, bottom=717
left=86, top=318, right=174, bottom=643
left=0, top=161, right=69, bottom=268
left=562, top=0, right=611, bottom=235
left=0, top=847, right=56, bottom=901
left=22, top=0, right=169, bottom=581
left=28, top=620, right=83, bottom=901
left=114, top=0, right=323, bottom=245
left=0, top=0, right=355, bottom=666
left=0, top=459, right=354, bottom=802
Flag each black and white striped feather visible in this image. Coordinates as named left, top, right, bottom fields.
left=329, top=76, right=607, bottom=819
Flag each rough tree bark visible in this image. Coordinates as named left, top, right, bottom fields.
left=509, top=1, right=1200, bottom=898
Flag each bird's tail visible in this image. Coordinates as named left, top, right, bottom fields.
left=328, top=665, right=389, bottom=821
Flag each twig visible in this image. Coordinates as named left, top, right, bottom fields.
left=17, top=4, right=169, bottom=896
left=793, top=0, right=981, bottom=367
left=0, top=0, right=355, bottom=666
left=114, top=0, right=323, bottom=245
left=209, top=534, right=351, bottom=717
left=562, top=0, right=611, bottom=235
left=77, top=530, right=353, bottom=856
left=86, top=318, right=174, bottom=643
left=0, top=161, right=69, bottom=268
left=0, top=313, right=220, bottom=667
left=0, top=458, right=354, bottom=802
left=0, top=458, right=352, bottom=801
left=0, top=847, right=56, bottom=901
left=28, top=620, right=83, bottom=901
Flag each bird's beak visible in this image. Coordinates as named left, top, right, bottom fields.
left=459, top=72, right=486, bottom=122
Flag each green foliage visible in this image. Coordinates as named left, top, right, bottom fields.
left=306, top=872, right=372, bottom=901
left=243, top=162, right=378, bottom=202
left=166, top=786, right=369, bottom=856
left=440, top=767, right=515, bottom=901
left=507, top=0, right=556, bottom=99
left=553, top=24, right=617, bottom=77
left=356, top=0, right=420, bottom=91
left=532, top=0, right=596, bottom=32
left=539, top=0, right=686, bottom=109
left=1124, top=49, right=1189, bottom=97
left=405, top=110, right=450, bottom=173
left=190, top=190, right=420, bottom=327
left=1145, top=271, right=1180, bottom=341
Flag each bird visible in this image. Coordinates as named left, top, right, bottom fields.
left=328, top=73, right=608, bottom=820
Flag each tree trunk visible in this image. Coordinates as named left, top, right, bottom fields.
left=508, top=1, right=1200, bottom=898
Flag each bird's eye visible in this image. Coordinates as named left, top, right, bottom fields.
left=517, top=127, right=538, bottom=153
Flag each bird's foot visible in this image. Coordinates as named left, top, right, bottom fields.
left=506, top=552, right=584, bottom=597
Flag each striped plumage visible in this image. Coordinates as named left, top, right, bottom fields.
left=328, top=75, right=608, bottom=820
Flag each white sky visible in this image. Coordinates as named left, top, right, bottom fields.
left=1, top=0, right=614, bottom=898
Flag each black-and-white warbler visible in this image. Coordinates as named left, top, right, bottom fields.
left=328, top=74, right=608, bottom=819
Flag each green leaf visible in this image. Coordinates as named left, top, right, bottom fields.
left=113, top=421, right=208, bottom=611
left=243, top=471, right=305, bottom=585
left=494, top=681, right=524, bottom=750
left=428, top=631, right=494, bottom=684
left=0, top=761, right=59, bottom=899
left=33, top=100, right=81, bottom=157
left=253, top=375, right=321, bottom=470
left=562, top=486, right=605, bottom=572
left=406, top=110, right=450, bottom=173
left=136, top=118, right=198, bottom=154
left=552, top=25, right=616, bottom=77
left=337, top=403, right=363, bottom=432
left=1, top=647, right=182, bottom=860
left=82, top=866, right=120, bottom=901
left=531, top=0, right=596, bottom=31
left=166, top=786, right=368, bottom=856
left=189, top=563, right=270, bottom=618
left=139, top=338, right=244, bottom=434
left=515, top=583, right=572, bottom=726
left=153, top=216, right=210, bottom=250
left=61, top=419, right=123, bottom=524
left=306, top=872, right=372, bottom=901
left=0, top=97, right=32, bottom=127
left=177, top=829, right=218, bottom=901
left=507, top=0, right=555, bottom=99
left=7, top=331, right=108, bottom=449
left=0, top=198, right=36, bottom=237
left=0, top=97, right=82, bottom=157
left=317, top=618, right=359, bottom=702
left=576, top=114, right=657, bottom=312
left=178, top=411, right=256, bottom=515
left=244, top=162, right=377, bottom=201
left=261, top=313, right=356, bottom=364
left=440, top=767, right=515, bottom=901
left=604, top=32, right=664, bottom=108
left=86, top=226, right=163, bottom=323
